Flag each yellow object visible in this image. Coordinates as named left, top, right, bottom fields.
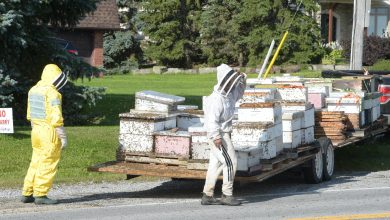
left=288, top=212, right=390, bottom=220
left=23, top=64, right=66, bottom=197
left=263, top=31, right=289, bottom=79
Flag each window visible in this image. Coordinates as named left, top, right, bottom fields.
left=369, top=7, right=389, bottom=37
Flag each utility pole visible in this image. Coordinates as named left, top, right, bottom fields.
left=350, top=0, right=371, bottom=70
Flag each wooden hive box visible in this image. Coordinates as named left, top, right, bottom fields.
left=236, top=146, right=262, bottom=172
left=135, top=90, right=185, bottom=113
left=232, top=122, right=282, bottom=149
left=188, top=123, right=210, bottom=160
left=118, top=112, right=177, bottom=154
left=154, top=130, right=191, bottom=159
left=237, top=102, right=282, bottom=124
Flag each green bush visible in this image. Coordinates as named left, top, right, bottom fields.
left=370, top=59, right=390, bottom=71
left=62, top=83, right=106, bottom=125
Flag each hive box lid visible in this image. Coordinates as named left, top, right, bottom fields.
left=154, top=130, right=191, bottom=137
left=136, top=90, right=185, bottom=105
left=233, top=121, right=274, bottom=129
left=177, top=105, right=198, bottom=111
left=119, top=112, right=177, bottom=120
left=188, top=123, right=206, bottom=133
left=282, top=111, right=304, bottom=120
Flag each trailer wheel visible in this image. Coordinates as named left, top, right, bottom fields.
left=303, top=143, right=323, bottom=184
left=319, top=138, right=334, bottom=181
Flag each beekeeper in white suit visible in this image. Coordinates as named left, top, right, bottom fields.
left=202, top=64, right=246, bottom=206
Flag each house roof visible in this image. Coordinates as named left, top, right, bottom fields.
left=76, top=0, right=121, bottom=30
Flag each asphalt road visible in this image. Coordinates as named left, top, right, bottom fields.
left=1, top=171, right=390, bottom=220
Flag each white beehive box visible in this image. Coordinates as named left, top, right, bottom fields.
left=283, top=130, right=301, bottom=149
left=191, top=142, right=210, bottom=160
left=281, top=102, right=313, bottom=111
left=282, top=111, right=304, bottom=131
left=177, top=112, right=204, bottom=130
left=236, top=146, right=262, bottom=171
left=189, top=123, right=210, bottom=160
left=275, top=86, right=308, bottom=102
left=177, top=105, right=198, bottom=111
left=119, top=133, right=154, bottom=153
left=238, top=102, right=282, bottom=124
left=232, top=122, right=280, bottom=143
left=239, top=88, right=276, bottom=103
left=301, top=126, right=315, bottom=145
left=327, top=98, right=362, bottom=113
left=308, top=86, right=329, bottom=96
left=303, top=107, right=315, bottom=128
left=135, top=90, right=185, bottom=112
left=275, top=135, right=284, bottom=155
left=119, top=113, right=176, bottom=135
left=259, top=139, right=277, bottom=159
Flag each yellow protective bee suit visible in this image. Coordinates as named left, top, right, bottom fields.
left=22, top=64, right=68, bottom=197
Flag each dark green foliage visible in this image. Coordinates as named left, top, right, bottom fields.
left=139, top=0, right=323, bottom=67
left=0, top=0, right=106, bottom=125
left=103, top=0, right=143, bottom=73
left=140, top=0, right=204, bottom=68
left=200, top=0, right=241, bottom=66
left=342, top=36, right=390, bottom=66
left=62, top=82, right=106, bottom=125
left=233, top=0, right=324, bottom=67
left=0, top=68, right=17, bottom=107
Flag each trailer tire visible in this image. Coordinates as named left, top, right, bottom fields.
left=319, top=138, right=334, bottom=181
left=303, top=144, right=323, bottom=184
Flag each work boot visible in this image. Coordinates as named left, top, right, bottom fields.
left=21, top=195, right=35, bottom=203
left=34, top=196, right=58, bottom=205
left=201, top=193, right=220, bottom=205
left=220, top=194, right=241, bottom=206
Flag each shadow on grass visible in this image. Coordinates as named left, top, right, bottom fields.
left=57, top=171, right=363, bottom=205
left=90, top=94, right=204, bottom=126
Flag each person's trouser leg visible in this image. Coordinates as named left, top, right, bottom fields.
left=203, top=133, right=236, bottom=196
left=26, top=126, right=61, bottom=197
left=221, top=133, right=237, bottom=196
left=22, top=128, right=41, bottom=196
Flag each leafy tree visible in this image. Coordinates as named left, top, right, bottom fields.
left=233, top=0, right=324, bottom=67
left=140, top=0, right=204, bottom=68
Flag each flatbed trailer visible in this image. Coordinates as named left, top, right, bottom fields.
left=88, top=125, right=388, bottom=184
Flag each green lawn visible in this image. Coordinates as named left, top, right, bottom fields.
left=1, top=72, right=389, bottom=189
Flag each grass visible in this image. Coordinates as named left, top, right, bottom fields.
left=1, top=72, right=389, bottom=188
left=0, top=126, right=123, bottom=188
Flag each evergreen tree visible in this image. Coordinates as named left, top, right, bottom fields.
left=103, top=0, right=142, bottom=72
left=140, top=0, right=204, bottom=68
left=200, top=0, right=242, bottom=66
left=234, top=0, right=324, bottom=66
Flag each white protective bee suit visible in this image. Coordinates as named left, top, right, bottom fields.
left=203, top=64, right=246, bottom=197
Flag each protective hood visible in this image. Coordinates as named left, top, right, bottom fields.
left=41, top=64, right=68, bottom=90
left=214, top=64, right=244, bottom=97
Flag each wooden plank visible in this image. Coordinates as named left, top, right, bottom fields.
left=125, top=155, right=188, bottom=166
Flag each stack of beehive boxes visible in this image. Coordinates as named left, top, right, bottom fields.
left=118, top=91, right=186, bottom=161
left=235, top=100, right=283, bottom=160
left=276, top=85, right=315, bottom=149
left=325, top=91, right=382, bottom=131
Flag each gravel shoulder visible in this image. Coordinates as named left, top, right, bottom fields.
left=1, top=170, right=390, bottom=216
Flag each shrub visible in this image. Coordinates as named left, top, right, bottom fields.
left=342, top=36, right=390, bottom=66
left=61, top=82, right=106, bottom=125
left=370, top=59, right=390, bottom=71
left=0, top=71, right=18, bottom=107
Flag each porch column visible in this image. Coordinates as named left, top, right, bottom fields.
left=91, top=31, right=104, bottom=67
left=328, top=5, right=334, bottom=43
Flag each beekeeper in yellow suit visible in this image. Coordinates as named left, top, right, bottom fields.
left=21, top=64, right=68, bottom=205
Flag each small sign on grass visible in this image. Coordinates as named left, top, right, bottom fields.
left=0, top=108, right=14, bottom=133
